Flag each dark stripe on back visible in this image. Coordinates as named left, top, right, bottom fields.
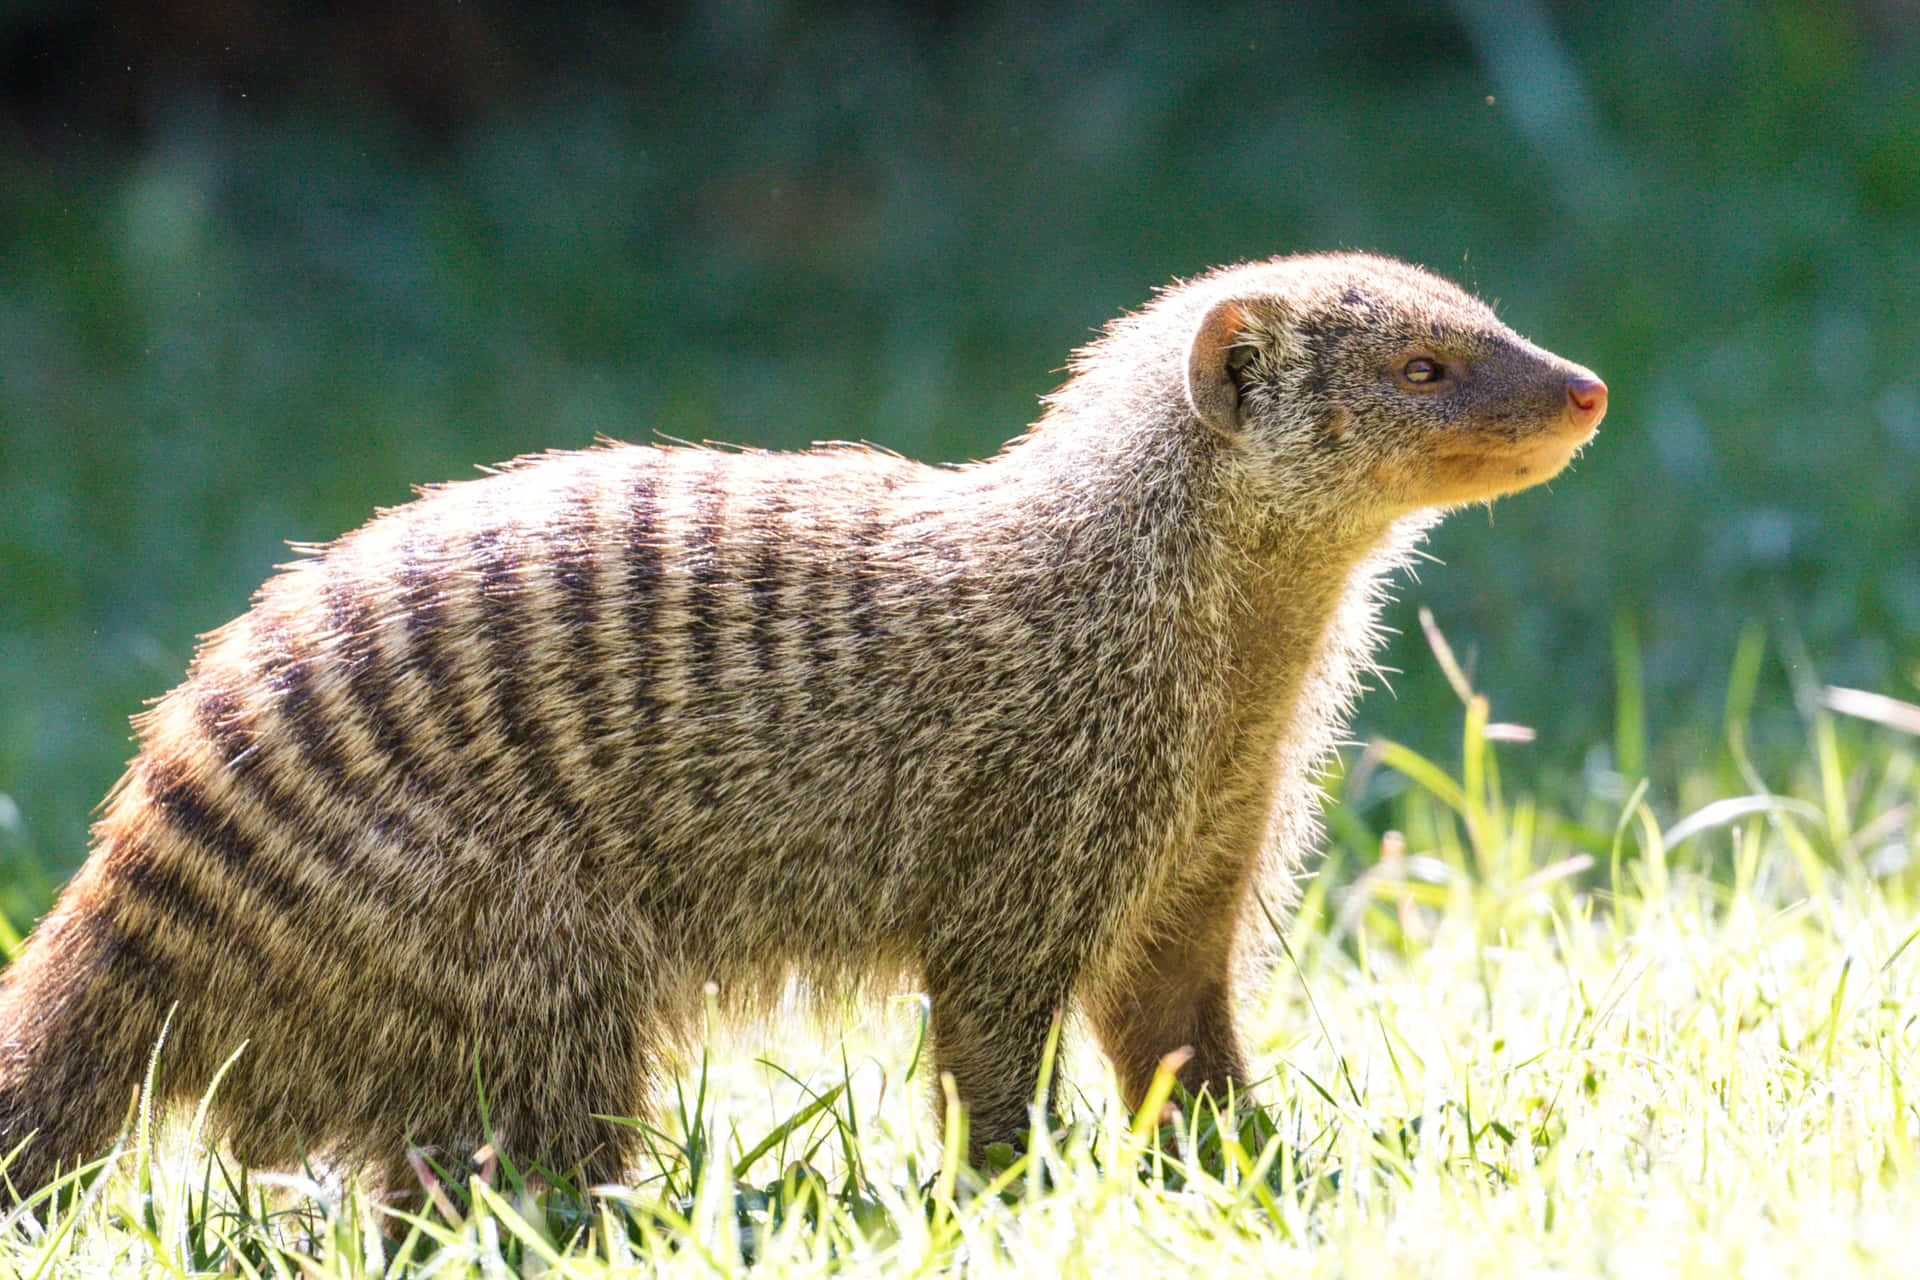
left=105, top=829, right=446, bottom=1032
left=196, top=679, right=258, bottom=772
left=110, top=831, right=239, bottom=942
left=193, top=678, right=302, bottom=843
left=325, top=567, right=422, bottom=780
left=255, top=613, right=357, bottom=798
left=395, top=517, right=508, bottom=807
left=191, top=675, right=346, bottom=867
left=748, top=489, right=787, bottom=681
left=88, top=911, right=179, bottom=996
left=824, top=510, right=882, bottom=724
left=802, top=511, right=837, bottom=717
left=684, top=460, right=728, bottom=708
left=683, top=461, right=733, bottom=813
left=552, top=476, right=615, bottom=774
left=399, top=522, right=462, bottom=713
left=143, top=754, right=307, bottom=920
left=848, top=507, right=886, bottom=646
left=335, top=577, right=473, bottom=817
left=474, top=518, right=534, bottom=757
left=626, top=467, right=663, bottom=726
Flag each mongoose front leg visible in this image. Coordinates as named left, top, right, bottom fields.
left=1090, top=914, right=1249, bottom=1116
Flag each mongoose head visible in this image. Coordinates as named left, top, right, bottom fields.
left=1183, top=253, right=1606, bottom=517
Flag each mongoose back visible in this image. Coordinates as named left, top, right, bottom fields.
left=0, top=253, right=1605, bottom=1193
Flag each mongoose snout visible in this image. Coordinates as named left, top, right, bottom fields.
left=0, top=251, right=1602, bottom=1192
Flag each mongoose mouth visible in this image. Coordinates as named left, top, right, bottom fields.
left=1382, top=379, right=1606, bottom=510
left=1389, top=440, right=1586, bottom=509
left=1470, top=419, right=1599, bottom=497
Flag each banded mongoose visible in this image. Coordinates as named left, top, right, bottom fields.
left=0, top=253, right=1605, bottom=1193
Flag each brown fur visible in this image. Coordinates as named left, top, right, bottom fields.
left=0, top=253, right=1604, bottom=1192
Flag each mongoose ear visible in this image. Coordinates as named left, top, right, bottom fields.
left=1185, top=298, right=1274, bottom=435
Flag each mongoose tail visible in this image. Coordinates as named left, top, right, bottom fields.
left=0, top=886, right=165, bottom=1193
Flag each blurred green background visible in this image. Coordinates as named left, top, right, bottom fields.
left=2, top=0, right=1917, bottom=918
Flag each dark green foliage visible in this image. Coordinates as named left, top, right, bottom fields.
left=1, top=0, right=1916, bottom=913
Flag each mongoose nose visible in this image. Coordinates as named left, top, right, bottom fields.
left=1566, top=375, right=1608, bottom=432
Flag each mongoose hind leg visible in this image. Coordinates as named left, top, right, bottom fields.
left=465, top=1017, right=653, bottom=1190
left=922, top=939, right=1080, bottom=1165
left=189, top=936, right=656, bottom=1198
left=349, top=1002, right=654, bottom=1199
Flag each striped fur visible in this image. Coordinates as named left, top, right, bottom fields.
left=0, top=254, right=1602, bottom=1191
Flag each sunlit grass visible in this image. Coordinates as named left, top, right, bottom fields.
left=3, top=635, right=1918, bottom=1276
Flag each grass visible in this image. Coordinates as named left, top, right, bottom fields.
left=0, top=630, right=1916, bottom=1276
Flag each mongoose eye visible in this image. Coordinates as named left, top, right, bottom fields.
left=1401, top=358, right=1446, bottom=385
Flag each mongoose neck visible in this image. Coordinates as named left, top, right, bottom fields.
left=1001, top=384, right=1411, bottom=577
